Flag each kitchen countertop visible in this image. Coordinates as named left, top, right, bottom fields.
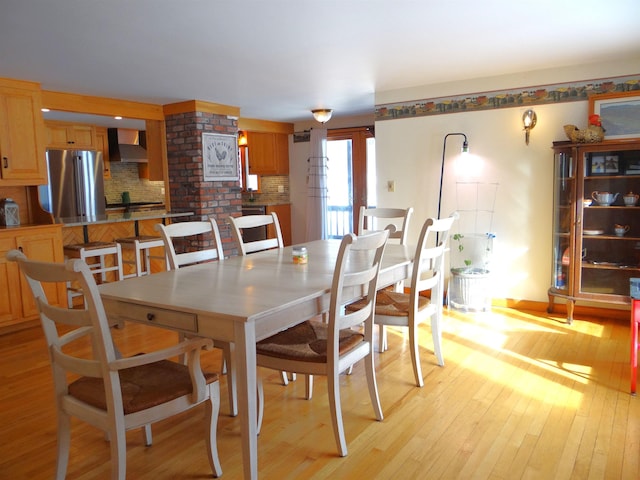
left=55, top=210, right=194, bottom=227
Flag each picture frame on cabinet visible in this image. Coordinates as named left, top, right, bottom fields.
left=589, top=91, right=640, bottom=140
left=625, top=157, right=640, bottom=175
left=588, top=154, right=619, bottom=175
left=202, top=133, right=240, bottom=181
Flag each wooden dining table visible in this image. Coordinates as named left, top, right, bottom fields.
left=99, top=239, right=413, bottom=479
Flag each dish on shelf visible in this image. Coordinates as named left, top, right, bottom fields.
left=583, top=229, right=604, bottom=235
left=582, top=199, right=592, bottom=207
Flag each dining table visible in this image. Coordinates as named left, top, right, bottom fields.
left=99, top=238, right=413, bottom=479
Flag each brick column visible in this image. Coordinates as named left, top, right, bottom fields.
left=165, top=108, right=242, bottom=256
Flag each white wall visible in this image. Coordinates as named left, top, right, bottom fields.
left=375, top=58, right=640, bottom=303
left=288, top=58, right=640, bottom=303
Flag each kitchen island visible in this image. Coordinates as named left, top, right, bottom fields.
left=58, top=210, right=194, bottom=243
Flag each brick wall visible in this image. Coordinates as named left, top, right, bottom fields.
left=165, top=111, right=241, bottom=256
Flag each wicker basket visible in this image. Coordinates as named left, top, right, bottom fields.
left=564, top=124, right=605, bottom=143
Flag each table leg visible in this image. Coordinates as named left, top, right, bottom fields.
left=234, top=322, right=258, bottom=479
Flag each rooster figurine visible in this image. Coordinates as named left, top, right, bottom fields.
left=564, top=114, right=605, bottom=143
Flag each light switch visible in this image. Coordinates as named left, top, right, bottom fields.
left=387, top=180, right=395, bottom=192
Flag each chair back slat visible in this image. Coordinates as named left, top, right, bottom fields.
left=155, top=218, right=224, bottom=270
left=358, top=207, right=413, bottom=244
left=228, top=212, right=284, bottom=255
left=331, top=230, right=389, bottom=335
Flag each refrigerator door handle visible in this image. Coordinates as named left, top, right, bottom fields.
left=74, top=153, right=86, bottom=217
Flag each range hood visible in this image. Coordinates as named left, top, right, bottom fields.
left=108, top=128, right=148, bottom=163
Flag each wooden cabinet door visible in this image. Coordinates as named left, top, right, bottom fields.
left=45, top=121, right=96, bottom=149
left=0, top=82, right=47, bottom=184
left=247, top=131, right=277, bottom=174
left=0, top=236, right=22, bottom=326
left=274, top=132, right=289, bottom=174
left=266, top=204, right=291, bottom=246
left=95, top=126, right=110, bottom=178
left=16, top=228, right=65, bottom=318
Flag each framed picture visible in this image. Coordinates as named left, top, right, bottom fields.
left=202, top=133, right=239, bottom=181
left=589, top=91, right=640, bottom=140
left=625, top=157, right=640, bottom=175
left=589, top=154, right=619, bottom=175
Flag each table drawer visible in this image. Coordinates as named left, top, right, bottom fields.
left=111, top=301, right=198, bottom=332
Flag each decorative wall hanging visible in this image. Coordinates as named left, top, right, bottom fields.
left=375, top=74, right=640, bottom=121
left=202, top=133, right=239, bottom=181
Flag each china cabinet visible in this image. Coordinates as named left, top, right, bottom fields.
left=548, top=140, right=640, bottom=323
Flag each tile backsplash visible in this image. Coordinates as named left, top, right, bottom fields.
left=104, top=162, right=165, bottom=204
left=242, top=175, right=290, bottom=204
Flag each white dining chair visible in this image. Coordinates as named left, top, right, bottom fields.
left=8, top=249, right=223, bottom=480
left=255, top=230, right=389, bottom=457
left=228, top=212, right=283, bottom=255
left=348, top=215, right=456, bottom=387
left=155, top=217, right=237, bottom=416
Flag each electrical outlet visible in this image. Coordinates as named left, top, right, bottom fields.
left=387, top=180, right=395, bottom=192
left=278, top=185, right=285, bottom=193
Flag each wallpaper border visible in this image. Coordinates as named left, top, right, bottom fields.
left=374, top=74, right=640, bottom=121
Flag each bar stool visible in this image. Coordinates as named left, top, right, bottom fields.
left=115, top=236, right=166, bottom=278
left=63, top=241, right=124, bottom=307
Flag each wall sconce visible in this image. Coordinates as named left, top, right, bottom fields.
left=522, top=109, right=537, bottom=145
left=312, top=109, right=333, bottom=124
left=238, top=131, right=248, bottom=147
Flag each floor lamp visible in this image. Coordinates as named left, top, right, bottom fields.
left=437, top=132, right=469, bottom=220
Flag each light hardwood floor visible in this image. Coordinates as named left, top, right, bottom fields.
left=1, top=305, right=639, bottom=479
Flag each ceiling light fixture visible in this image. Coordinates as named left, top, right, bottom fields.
left=312, top=109, right=333, bottom=124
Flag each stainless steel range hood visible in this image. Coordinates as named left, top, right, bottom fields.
left=108, top=128, right=148, bottom=163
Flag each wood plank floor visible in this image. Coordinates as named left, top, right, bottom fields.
left=1, top=306, right=639, bottom=479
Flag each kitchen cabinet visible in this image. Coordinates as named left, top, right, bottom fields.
left=45, top=120, right=96, bottom=149
left=266, top=204, right=291, bottom=246
left=548, top=140, right=640, bottom=323
left=247, top=131, right=289, bottom=175
left=0, top=78, right=48, bottom=185
left=0, top=225, right=66, bottom=330
left=95, top=126, right=110, bottom=178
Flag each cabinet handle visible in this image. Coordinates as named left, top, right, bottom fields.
left=146, top=313, right=155, bottom=322
left=2, top=157, right=7, bottom=168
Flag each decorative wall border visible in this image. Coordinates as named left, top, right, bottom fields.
left=374, top=75, right=640, bottom=121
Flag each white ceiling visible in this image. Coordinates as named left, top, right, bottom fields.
left=1, top=0, right=639, bottom=126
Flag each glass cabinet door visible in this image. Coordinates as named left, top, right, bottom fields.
left=579, top=146, right=640, bottom=296
left=550, top=148, right=575, bottom=292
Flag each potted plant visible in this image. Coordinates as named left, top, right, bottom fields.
left=449, top=232, right=495, bottom=311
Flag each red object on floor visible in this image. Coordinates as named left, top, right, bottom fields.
left=632, top=299, right=640, bottom=395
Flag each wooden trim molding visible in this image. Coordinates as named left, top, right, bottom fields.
left=42, top=90, right=165, bottom=120
left=163, top=100, right=240, bottom=118
left=238, top=118, right=294, bottom=134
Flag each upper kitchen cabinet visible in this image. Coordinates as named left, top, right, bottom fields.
left=0, top=78, right=47, bottom=186
left=247, top=131, right=289, bottom=175
left=94, top=126, right=110, bottom=178
left=44, top=120, right=96, bottom=149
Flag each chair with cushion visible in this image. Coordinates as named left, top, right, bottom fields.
left=255, top=229, right=389, bottom=457
left=347, top=215, right=455, bottom=387
left=228, top=212, right=293, bottom=385
left=154, top=217, right=237, bottom=416
left=7, top=249, right=222, bottom=480
left=228, top=212, right=284, bottom=255
left=357, top=206, right=413, bottom=351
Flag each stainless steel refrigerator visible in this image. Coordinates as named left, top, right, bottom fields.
left=39, top=149, right=106, bottom=219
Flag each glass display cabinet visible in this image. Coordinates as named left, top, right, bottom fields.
left=548, top=140, right=640, bottom=323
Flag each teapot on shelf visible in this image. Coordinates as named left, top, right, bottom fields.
left=591, top=191, right=619, bottom=206
left=623, top=192, right=639, bottom=207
